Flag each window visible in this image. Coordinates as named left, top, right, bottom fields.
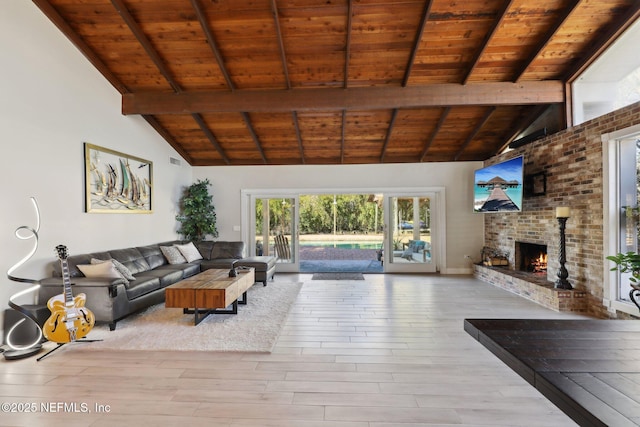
left=573, top=19, right=640, bottom=126
left=604, top=124, right=640, bottom=315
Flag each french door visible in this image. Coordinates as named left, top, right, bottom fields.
left=248, top=194, right=299, bottom=273
left=383, top=193, right=438, bottom=273
left=243, top=188, right=443, bottom=274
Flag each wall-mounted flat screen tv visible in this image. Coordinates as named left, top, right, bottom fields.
left=473, top=156, right=524, bottom=213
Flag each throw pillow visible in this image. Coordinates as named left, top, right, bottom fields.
left=90, top=258, right=135, bottom=284
left=175, top=242, right=203, bottom=263
left=77, top=261, right=122, bottom=280
left=111, top=258, right=136, bottom=281
left=160, top=245, right=186, bottom=264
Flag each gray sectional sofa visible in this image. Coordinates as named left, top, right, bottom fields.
left=38, top=240, right=276, bottom=330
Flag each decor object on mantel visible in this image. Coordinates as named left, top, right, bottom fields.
left=481, top=247, right=509, bottom=267
left=555, top=207, right=573, bottom=289
left=606, top=251, right=640, bottom=312
left=176, top=179, right=219, bottom=241
left=4, top=197, right=44, bottom=360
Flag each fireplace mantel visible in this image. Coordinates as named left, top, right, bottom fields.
left=473, top=264, right=587, bottom=313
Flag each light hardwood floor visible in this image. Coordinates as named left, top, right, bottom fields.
left=1, top=274, right=587, bottom=426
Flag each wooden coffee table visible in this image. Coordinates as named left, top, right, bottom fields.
left=165, top=268, right=255, bottom=325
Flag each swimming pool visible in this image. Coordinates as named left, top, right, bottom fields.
left=299, top=241, right=382, bottom=250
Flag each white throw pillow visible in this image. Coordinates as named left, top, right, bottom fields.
left=160, top=246, right=186, bottom=264
left=175, top=242, right=203, bottom=263
left=77, top=261, right=122, bottom=280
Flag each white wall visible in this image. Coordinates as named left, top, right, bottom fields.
left=0, top=2, right=192, bottom=326
left=193, top=162, right=484, bottom=273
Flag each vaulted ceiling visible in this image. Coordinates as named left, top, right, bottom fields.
left=33, top=0, right=640, bottom=166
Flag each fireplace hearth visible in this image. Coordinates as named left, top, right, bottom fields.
left=515, top=242, right=548, bottom=273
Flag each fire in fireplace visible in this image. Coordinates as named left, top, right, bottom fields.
left=515, top=242, right=548, bottom=273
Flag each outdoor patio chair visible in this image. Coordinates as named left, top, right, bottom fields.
left=400, top=240, right=431, bottom=262
left=274, top=234, right=291, bottom=260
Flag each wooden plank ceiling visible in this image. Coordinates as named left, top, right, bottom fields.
left=34, top=0, right=639, bottom=166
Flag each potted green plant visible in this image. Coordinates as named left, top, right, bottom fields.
left=608, top=251, right=640, bottom=311
left=176, top=179, right=219, bottom=241
left=606, top=252, right=640, bottom=285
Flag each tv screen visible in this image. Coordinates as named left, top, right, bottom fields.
left=474, top=156, right=524, bottom=213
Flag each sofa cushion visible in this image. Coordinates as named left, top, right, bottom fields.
left=77, top=261, right=122, bottom=280
left=125, top=275, right=161, bottom=300
left=194, top=241, right=214, bottom=259
left=237, top=256, right=277, bottom=271
left=137, top=268, right=184, bottom=288
left=211, top=241, right=244, bottom=260
left=160, top=246, right=186, bottom=264
left=155, top=262, right=201, bottom=278
left=200, top=259, right=238, bottom=270
left=136, top=244, right=167, bottom=270
left=90, top=258, right=136, bottom=285
left=176, top=242, right=203, bottom=263
left=109, top=248, right=151, bottom=275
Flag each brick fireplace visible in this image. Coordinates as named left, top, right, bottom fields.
left=515, top=241, right=547, bottom=273
left=475, top=237, right=586, bottom=313
left=471, top=101, right=640, bottom=318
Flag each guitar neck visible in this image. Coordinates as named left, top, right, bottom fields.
left=60, top=259, right=74, bottom=306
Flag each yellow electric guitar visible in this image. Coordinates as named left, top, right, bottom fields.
left=43, top=245, right=95, bottom=343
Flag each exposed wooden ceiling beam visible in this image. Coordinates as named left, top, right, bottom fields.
left=123, top=81, right=564, bottom=115
left=32, top=0, right=130, bottom=94
left=112, top=0, right=234, bottom=162
left=241, top=113, right=268, bottom=164
left=513, top=0, right=581, bottom=82
left=454, top=107, right=496, bottom=160
left=420, top=107, right=450, bottom=162
left=142, top=115, right=194, bottom=164
left=462, top=0, right=514, bottom=85
left=192, top=114, right=230, bottom=164
left=292, top=112, right=305, bottom=164
left=345, top=0, right=353, bottom=88
left=111, top=0, right=180, bottom=92
left=380, top=109, right=399, bottom=162
left=402, top=0, right=433, bottom=86
left=193, top=0, right=269, bottom=162
left=191, top=0, right=235, bottom=90
left=564, top=2, right=640, bottom=83
left=271, top=0, right=291, bottom=89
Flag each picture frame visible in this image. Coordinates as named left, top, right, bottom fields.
left=84, top=143, right=153, bottom=213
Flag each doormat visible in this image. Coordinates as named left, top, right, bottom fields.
left=311, top=272, right=365, bottom=280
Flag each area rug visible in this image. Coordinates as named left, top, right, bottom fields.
left=311, top=272, right=364, bottom=280
left=80, top=282, right=302, bottom=353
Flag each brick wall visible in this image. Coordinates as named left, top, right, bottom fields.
left=482, top=101, right=640, bottom=318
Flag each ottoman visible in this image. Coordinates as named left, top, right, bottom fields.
left=236, top=256, right=276, bottom=286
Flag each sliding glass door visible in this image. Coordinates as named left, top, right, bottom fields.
left=243, top=188, right=443, bottom=274
left=249, top=195, right=299, bottom=272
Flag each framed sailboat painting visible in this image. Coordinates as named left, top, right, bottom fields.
left=84, top=143, right=153, bottom=213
